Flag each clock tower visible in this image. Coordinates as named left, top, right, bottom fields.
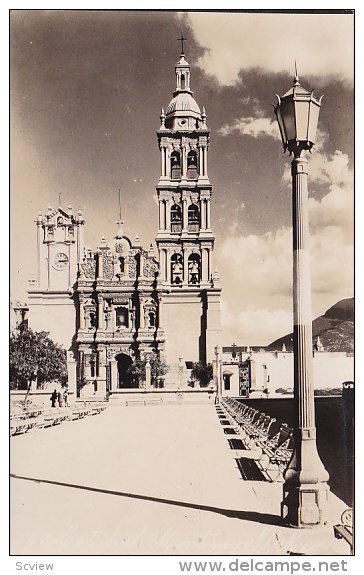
left=156, top=48, right=221, bottom=380
left=27, top=204, right=84, bottom=352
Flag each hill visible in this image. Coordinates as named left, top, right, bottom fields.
left=266, top=298, right=354, bottom=353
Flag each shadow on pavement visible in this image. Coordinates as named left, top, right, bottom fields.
left=11, top=473, right=281, bottom=526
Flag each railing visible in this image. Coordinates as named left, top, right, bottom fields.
left=188, top=222, right=199, bottom=233
left=171, top=222, right=182, bottom=233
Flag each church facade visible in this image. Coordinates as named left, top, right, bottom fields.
left=26, top=49, right=222, bottom=398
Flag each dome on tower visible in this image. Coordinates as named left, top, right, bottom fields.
left=165, top=92, right=201, bottom=117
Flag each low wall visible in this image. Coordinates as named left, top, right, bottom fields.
left=11, top=390, right=76, bottom=406
left=109, top=388, right=215, bottom=405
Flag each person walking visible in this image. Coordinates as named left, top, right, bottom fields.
left=57, top=391, right=63, bottom=407
left=63, top=388, right=69, bottom=407
left=50, top=389, right=58, bottom=408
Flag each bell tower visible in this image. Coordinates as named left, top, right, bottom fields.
left=156, top=45, right=221, bottom=377
left=156, top=47, right=214, bottom=288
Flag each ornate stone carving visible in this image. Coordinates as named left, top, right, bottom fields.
left=80, top=259, right=96, bottom=279
left=107, top=346, right=134, bottom=360
left=102, top=254, right=114, bottom=280
left=143, top=259, right=158, bottom=278
left=115, top=242, right=125, bottom=254
left=127, top=257, right=137, bottom=277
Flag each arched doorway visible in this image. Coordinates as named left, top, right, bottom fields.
left=115, top=353, right=133, bottom=388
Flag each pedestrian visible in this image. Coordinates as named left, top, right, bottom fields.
left=63, top=388, right=69, bottom=406
left=58, top=391, right=63, bottom=407
left=50, top=389, right=58, bottom=408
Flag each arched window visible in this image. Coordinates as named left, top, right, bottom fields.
left=223, top=372, right=232, bottom=391
left=188, top=253, right=200, bottom=285
left=116, top=306, right=129, bottom=328
left=170, top=204, right=182, bottom=233
left=187, top=151, right=198, bottom=179
left=170, top=151, right=181, bottom=180
left=171, top=253, right=183, bottom=285
left=188, top=204, right=200, bottom=233
left=181, top=73, right=186, bottom=90
left=148, top=311, right=156, bottom=328
left=118, top=257, right=125, bottom=275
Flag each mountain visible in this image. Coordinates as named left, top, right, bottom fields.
left=266, top=298, right=354, bottom=353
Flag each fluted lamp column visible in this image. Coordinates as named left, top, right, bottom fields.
left=274, top=68, right=329, bottom=528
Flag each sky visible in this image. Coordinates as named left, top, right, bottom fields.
left=10, top=9, right=354, bottom=345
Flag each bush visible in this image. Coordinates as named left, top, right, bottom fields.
left=191, top=362, right=213, bottom=387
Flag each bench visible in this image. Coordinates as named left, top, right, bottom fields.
left=241, top=414, right=277, bottom=449
left=10, top=420, right=30, bottom=436
left=255, top=423, right=293, bottom=481
left=333, top=508, right=353, bottom=554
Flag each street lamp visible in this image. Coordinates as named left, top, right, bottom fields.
left=274, top=68, right=329, bottom=528
left=214, top=345, right=221, bottom=404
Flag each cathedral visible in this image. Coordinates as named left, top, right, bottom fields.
left=26, top=49, right=222, bottom=398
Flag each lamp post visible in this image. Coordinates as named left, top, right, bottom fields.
left=274, top=69, right=329, bottom=527
left=214, top=345, right=221, bottom=404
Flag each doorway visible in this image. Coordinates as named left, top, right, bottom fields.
left=116, top=353, right=133, bottom=388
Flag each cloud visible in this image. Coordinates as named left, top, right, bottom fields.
left=218, top=227, right=292, bottom=308
left=216, top=149, right=353, bottom=344
left=219, top=116, right=280, bottom=139
left=283, top=149, right=353, bottom=236
left=221, top=301, right=293, bottom=346
left=309, top=150, right=353, bottom=188
left=280, top=145, right=352, bottom=189
left=186, top=12, right=354, bottom=86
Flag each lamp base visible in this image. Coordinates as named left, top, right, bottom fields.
left=281, top=482, right=330, bottom=528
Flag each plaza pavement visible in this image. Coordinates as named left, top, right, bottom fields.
left=10, top=402, right=350, bottom=555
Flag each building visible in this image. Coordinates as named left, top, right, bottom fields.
left=219, top=347, right=354, bottom=398
left=25, top=48, right=222, bottom=398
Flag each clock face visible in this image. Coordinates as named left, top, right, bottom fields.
left=53, top=252, right=69, bottom=270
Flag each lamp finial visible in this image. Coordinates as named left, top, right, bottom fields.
left=294, top=61, right=300, bottom=85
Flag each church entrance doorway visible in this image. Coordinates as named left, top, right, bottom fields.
left=116, top=353, right=133, bottom=388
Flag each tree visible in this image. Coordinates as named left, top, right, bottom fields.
left=126, top=359, right=147, bottom=388
left=126, top=354, right=169, bottom=387
left=191, top=362, right=213, bottom=387
left=10, top=327, right=67, bottom=391
left=149, top=355, right=168, bottom=387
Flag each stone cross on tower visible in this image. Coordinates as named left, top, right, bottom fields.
left=177, top=35, right=186, bottom=54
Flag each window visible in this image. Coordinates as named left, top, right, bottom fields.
left=188, top=253, right=200, bottom=285
left=187, top=151, right=198, bottom=179
left=188, top=204, right=200, bottom=232
left=116, top=306, right=129, bottom=328
left=89, top=312, right=96, bottom=328
left=170, top=204, right=182, bottom=233
left=148, top=312, right=156, bottom=328
left=90, top=354, right=97, bottom=378
left=223, top=374, right=231, bottom=391
left=170, top=151, right=181, bottom=179
left=118, top=257, right=125, bottom=274
left=171, top=253, right=183, bottom=285
left=181, top=73, right=186, bottom=90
